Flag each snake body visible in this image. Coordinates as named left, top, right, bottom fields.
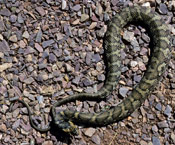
left=10, top=6, right=171, bottom=134
left=52, top=5, right=171, bottom=134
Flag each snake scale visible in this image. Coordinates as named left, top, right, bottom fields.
left=10, top=5, right=171, bottom=134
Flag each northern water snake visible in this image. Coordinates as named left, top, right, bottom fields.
left=10, top=5, right=171, bottom=134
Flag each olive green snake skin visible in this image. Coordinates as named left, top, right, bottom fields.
left=10, top=5, right=171, bottom=134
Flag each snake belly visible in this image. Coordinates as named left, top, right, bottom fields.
left=52, top=6, right=171, bottom=134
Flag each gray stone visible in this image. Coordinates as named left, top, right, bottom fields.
left=0, top=8, right=11, bottom=16
left=10, top=15, right=17, bottom=22
left=65, top=63, right=74, bottom=72
left=123, top=31, right=134, bottom=42
left=23, top=77, right=35, bottom=84
left=49, top=53, right=57, bottom=63
left=157, top=120, right=169, bottom=128
left=142, top=33, right=150, bottom=43
left=155, top=103, right=162, bottom=111
left=72, top=76, right=81, bottom=85
left=92, top=54, right=101, bottom=62
left=12, top=119, right=20, bottom=130
left=130, top=61, right=138, bottom=67
left=22, top=31, right=30, bottom=39
left=84, top=128, right=96, bottom=137
left=0, top=40, right=10, bottom=52
left=36, top=29, right=42, bottom=43
left=0, top=20, right=5, bottom=31
left=119, top=87, right=129, bottom=97
left=42, top=39, right=54, bottom=48
left=159, top=3, right=168, bottom=15
left=37, top=95, right=44, bottom=104
left=152, top=125, right=158, bottom=133
left=91, top=134, right=101, bottom=145
left=18, top=13, right=24, bottom=23
left=61, top=0, right=67, bottom=10
left=35, top=43, right=43, bottom=53
left=86, top=52, right=92, bottom=65
left=36, top=7, right=46, bottom=16
left=72, top=4, right=81, bottom=11
left=9, top=35, right=18, bottom=42
left=152, top=136, right=161, bottom=145
left=164, top=105, right=172, bottom=117
left=97, top=74, right=105, bottom=81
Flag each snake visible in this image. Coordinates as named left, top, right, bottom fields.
left=9, top=5, right=171, bottom=135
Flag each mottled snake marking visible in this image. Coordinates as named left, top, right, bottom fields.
left=10, top=6, right=171, bottom=134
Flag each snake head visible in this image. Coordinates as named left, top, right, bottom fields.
left=55, top=120, right=78, bottom=135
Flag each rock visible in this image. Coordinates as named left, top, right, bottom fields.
left=104, top=12, right=110, bottom=21
left=12, top=119, right=20, bottom=130
left=0, top=52, right=4, bottom=58
left=0, top=8, right=11, bottom=16
left=152, top=125, right=158, bottom=133
left=157, top=120, right=169, bottom=128
left=42, top=141, right=53, bottom=145
left=89, top=22, right=97, bottom=29
left=22, top=31, right=30, bottom=39
left=56, top=32, right=64, bottom=40
left=72, top=19, right=80, bottom=25
left=36, top=29, right=42, bottom=43
left=96, top=26, right=106, bottom=38
left=140, top=140, right=147, bottom=145
left=171, top=132, right=175, bottom=143
left=111, top=0, right=118, bottom=6
left=72, top=76, right=81, bottom=85
left=10, top=15, right=17, bottom=22
left=18, top=13, right=24, bottom=23
left=86, top=52, right=92, bottom=65
left=131, top=38, right=140, bottom=52
left=81, top=14, right=89, bottom=22
left=130, top=61, right=138, bottom=67
left=19, top=40, right=26, bottom=48
left=12, top=108, right=19, bottom=118
left=155, top=103, right=162, bottom=111
left=159, top=3, right=168, bottom=15
left=49, top=53, right=57, bottom=63
left=61, top=0, right=67, bottom=10
left=141, top=33, right=150, bottom=43
left=0, top=123, right=7, bottom=133
left=95, top=3, right=103, bottom=16
left=123, top=31, right=134, bottom=42
left=0, top=40, right=10, bottom=52
left=84, top=128, right=96, bottom=137
left=97, top=74, right=105, bottom=81
left=65, top=63, right=74, bottom=72
left=134, top=75, right=142, bottom=83
left=42, top=39, right=54, bottom=48
left=36, top=7, right=46, bottom=16
left=37, top=95, right=44, bottom=104
left=0, top=63, right=12, bottom=72
left=23, top=77, right=35, bottom=84
left=83, top=78, right=92, bottom=86
left=72, top=4, right=81, bottom=11
left=0, top=20, right=5, bottom=31
left=119, top=87, right=129, bottom=98
left=92, top=54, right=101, bottom=62
left=9, top=35, right=18, bottom=42
left=91, top=134, right=101, bottom=145
left=35, top=43, right=43, bottom=53
left=164, top=105, right=172, bottom=117
left=152, top=136, right=161, bottom=145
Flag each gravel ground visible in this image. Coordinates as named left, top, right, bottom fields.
left=0, top=0, right=175, bottom=145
